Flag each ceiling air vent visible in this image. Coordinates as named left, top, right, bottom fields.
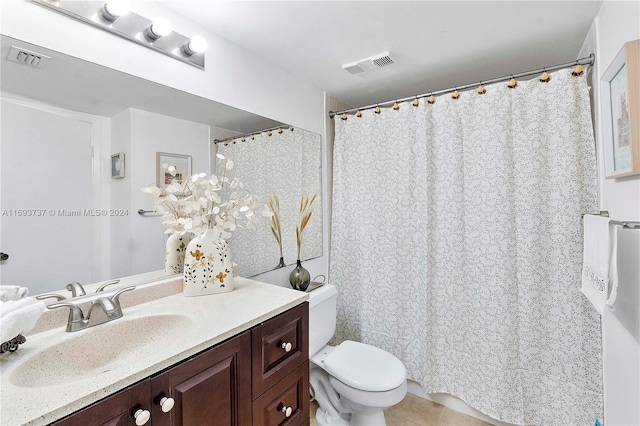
left=6, top=46, right=51, bottom=69
left=342, top=51, right=396, bottom=75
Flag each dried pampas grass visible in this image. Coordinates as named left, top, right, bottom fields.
left=296, top=193, right=317, bottom=260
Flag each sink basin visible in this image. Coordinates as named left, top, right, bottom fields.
left=10, top=314, right=192, bottom=388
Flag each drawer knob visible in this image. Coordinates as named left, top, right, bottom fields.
left=159, top=396, right=175, bottom=413
left=281, top=405, right=293, bottom=417
left=281, top=342, right=293, bottom=352
left=133, top=408, right=151, bottom=425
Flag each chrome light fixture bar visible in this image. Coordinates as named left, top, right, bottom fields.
left=31, top=0, right=206, bottom=69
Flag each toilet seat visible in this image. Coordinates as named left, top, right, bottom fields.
left=323, top=340, right=406, bottom=392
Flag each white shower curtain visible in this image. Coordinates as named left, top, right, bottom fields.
left=330, top=69, right=601, bottom=425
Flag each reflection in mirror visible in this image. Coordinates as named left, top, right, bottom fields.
left=0, top=35, right=322, bottom=296
left=216, top=128, right=323, bottom=277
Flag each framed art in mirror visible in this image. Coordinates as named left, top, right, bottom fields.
left=601, top=39, right=640, bottom=179
left=156, top=152, right=192, bottom=188
left=111, top=152, right=125, bottom=179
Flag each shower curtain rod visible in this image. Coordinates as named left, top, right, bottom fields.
left=329, top=53, right=595, bottom=118
left=213, top=125, right=293, bottom=145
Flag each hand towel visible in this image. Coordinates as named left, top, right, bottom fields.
left=0, top=297, right=38, bottom=315
left=0, top=298, right=46, bottom=344
left=581, top=215, right=617, bottom=314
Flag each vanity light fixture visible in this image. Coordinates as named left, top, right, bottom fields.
left=32, top=0, right=206, bottom=69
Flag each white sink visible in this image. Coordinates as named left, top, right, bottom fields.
left=10, top=314, right=192, bottom=388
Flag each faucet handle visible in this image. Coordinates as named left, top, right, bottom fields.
left=96, top=280, right=121, bottom=293
left=47, top=301, right=85, bottom=323
left=65, top=282, right=86, bottom=297
left=111, top=286, right=135, bottom=306
left=36, top=293, right=66, bottom=302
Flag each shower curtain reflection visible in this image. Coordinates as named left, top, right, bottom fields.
left=216, top=127, right=322, bottom=277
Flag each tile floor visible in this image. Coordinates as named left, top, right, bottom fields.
left=310, top=393, right=493, bottom=426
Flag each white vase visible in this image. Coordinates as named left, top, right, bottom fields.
left=165, top=233, right=193, bottom=275
left=183, top=229, right=235, bottom=297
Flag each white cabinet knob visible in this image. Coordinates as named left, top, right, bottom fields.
left=159, top=396, right=175, bottom=413
left=133, top=408, right=151, bottom=425
left=281, top=405, right=293, bottom=417
left=281, top=342, right=292, bottom=352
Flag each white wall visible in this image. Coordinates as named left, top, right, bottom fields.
left=111, top=108, right=211, bottom=278
left=587, top=1, right=640, bottom=424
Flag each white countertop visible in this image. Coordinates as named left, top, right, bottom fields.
left=0, top=277, right=308, bottom=426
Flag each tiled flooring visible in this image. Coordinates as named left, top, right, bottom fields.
left=310, top=393, right=493, bottom=426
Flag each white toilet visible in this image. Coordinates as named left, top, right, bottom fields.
left=308, top=284, right=407, bottom=426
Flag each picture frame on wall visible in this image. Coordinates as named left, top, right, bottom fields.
left=156, top=152, right=192, bottom=188
left=601, top=39, right=640, bottom=179
left=111, top=152, right=125, bottom=179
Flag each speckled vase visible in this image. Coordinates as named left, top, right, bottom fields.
left=165, top=233, right=193, bottom=275
left=183, top=229, right=235, bottom=297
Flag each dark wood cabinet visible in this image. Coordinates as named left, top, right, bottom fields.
left=150, top=331, right=251, bottom=426
left=252, top=303, right=310, bottom=426
left=52, top=303, right=309, bottom=426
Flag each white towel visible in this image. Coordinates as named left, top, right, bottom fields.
left=0, top=297, right=46, bottom=344
left=581, top=215, right=618, bottom=314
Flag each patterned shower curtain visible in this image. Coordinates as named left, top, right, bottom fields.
left=330, top=69, right=601, bottom=425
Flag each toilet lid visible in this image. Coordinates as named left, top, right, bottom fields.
left=323, top=340, right=407, bottom=392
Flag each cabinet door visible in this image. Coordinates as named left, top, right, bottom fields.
left=151, top=331, right=252, bottom=426
left=252, top=361, right=310, bottom=426
left=52, top=379, right=150, bottom=426
left=252, top=303, right=309, bottom=399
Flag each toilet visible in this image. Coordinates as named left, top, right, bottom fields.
left=308, top=284, right=407, bottom=426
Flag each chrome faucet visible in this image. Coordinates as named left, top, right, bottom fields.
left=47, top=286, right=135, bottom=332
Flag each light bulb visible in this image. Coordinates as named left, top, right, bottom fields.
left=151, top=18, right=172, bottom=37
left=101, top=0, right=131, bottom=21
left=144, top=17, right=172, bottom=41
left=183, top=36, right=207, bottom=56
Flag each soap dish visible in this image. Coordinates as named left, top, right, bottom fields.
left=305, top=282, right=325, bottom=293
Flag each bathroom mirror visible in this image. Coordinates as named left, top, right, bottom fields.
left=0, top=35, right=322, bottom=295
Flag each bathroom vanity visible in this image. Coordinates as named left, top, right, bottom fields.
left=0, top=277, right=309, bottom=425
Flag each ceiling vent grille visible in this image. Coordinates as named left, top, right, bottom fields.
left=371, top=54, right=395, bottom=68
left=6, top=46, right=51, bottom=69
left=342, top=51, right=396, bottom=75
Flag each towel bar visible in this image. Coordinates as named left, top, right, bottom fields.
left=582, top=211, right=640, bottom=230
left=137, top=209, right=161, bottom=216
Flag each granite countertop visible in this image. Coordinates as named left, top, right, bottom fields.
left=0, top=277, right=308, bottom=426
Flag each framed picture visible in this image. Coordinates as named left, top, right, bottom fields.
left=156, top=152, right=192, bottom=188
left=111, top=152, right=125, bottom=179
left=601, top=39, right=640, bottom=178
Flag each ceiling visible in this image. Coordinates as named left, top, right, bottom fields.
left=161, top=0, right=603, bottom=108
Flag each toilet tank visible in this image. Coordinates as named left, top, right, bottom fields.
left=308, top=284, right=338, bottom=357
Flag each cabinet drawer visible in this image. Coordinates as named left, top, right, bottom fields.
left=252, top=361, right=310, bottom=426
left=252, top=302, right=308, bottom=398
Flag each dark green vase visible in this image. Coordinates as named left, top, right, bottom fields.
left=289, top=260, right=310, bottom=291
left=276, top=256, right=286, bottom=269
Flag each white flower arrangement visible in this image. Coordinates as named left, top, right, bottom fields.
left=141, top=154, right=261, bottom=240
